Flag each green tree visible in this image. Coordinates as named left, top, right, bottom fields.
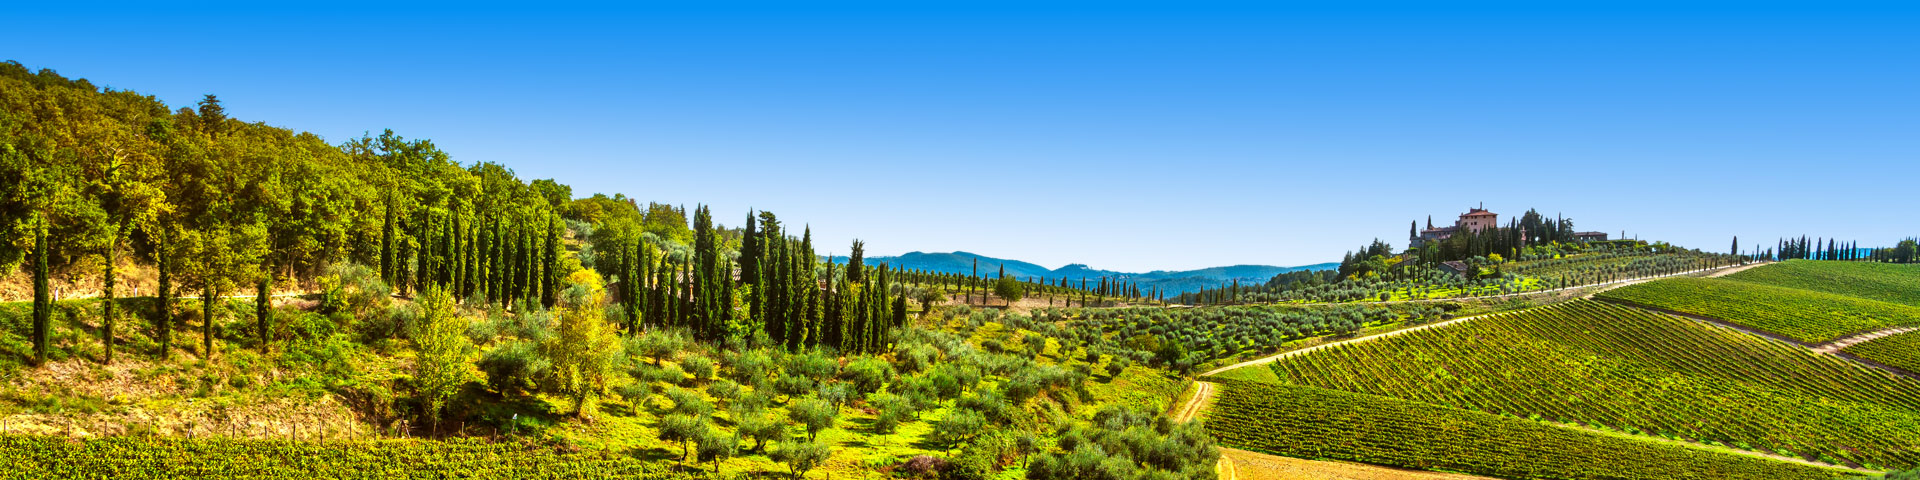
left=539, top=274, right=624, bottom=416
left=788, top=396, right=837, bottom=440
left=31, top=216, right=50, bottom=365
left=772, top=439, right=830, bottom=479
left=657, top=413, right=707, bottom=463
left=412, top=285, right=476, bottom=434
left=994, top=275, right=1024, bottom=307
left=694, top=428, right=738, bottom=474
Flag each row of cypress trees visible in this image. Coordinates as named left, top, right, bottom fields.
left=1763, top=236, right=1919, bottom=263
left=606, top=208, right=911, bottom=354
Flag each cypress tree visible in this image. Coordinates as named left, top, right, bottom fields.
left=103, top=224, right=121, bottom=364
left=202, top=284, right=215, bottom=361
left=256, top=272, right=272, bottom=351
left=543, top=215, right=559, bottom=309
left=380, top=195, right=395, bottom=284
left=741, top=210, right=759, bottom=286
left=848, top=240, right=865, bottom=283
left=415, top=208, right=432, bottom=293
left=156, top=226, right=173, bottom=358
left=31, top=216, right=50, bottom=366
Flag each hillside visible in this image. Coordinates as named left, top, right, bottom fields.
left=826, top=251, right=1335, bottom=295
left=1723, top=260, right=1920, bottom=306
left=1597, top=277, right=1920, bottom=343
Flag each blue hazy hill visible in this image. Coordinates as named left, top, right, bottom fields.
left=824, top=251, right=1336, bottom=296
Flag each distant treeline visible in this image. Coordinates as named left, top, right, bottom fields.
left=1746, top=235, right=1918, bottom=263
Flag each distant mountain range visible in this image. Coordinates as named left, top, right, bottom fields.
left=824, top=251, right=1337, bottom=296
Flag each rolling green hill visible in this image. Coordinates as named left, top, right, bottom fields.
left=1725, top=261, right=1920, bottom=306
left=1255, top=300, right=1920, bottom=469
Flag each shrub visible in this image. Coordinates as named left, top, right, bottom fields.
left=707, top=379, right=742, bottom=405
left=681, top=354, right=715, bottom=384
left=788, top=397, right=838, bottom=440
left=478, top=340, right=546, bottom=395
left=694, top=427, right=738, bottom=472
left=734, top=408, right=785, bottom=452
left=932, top=408, right=986, bottom=450
left=657, top=414, right=708, bottom=462
left=772, top=439, right=831, bottom=479
left=664, top=386, right=712, bottom=417
left=843, top=355, right=894, bottom=394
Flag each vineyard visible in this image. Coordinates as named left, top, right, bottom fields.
left=1202, top=379, right=1851, bottom=480
left=1064, top=303, right=1449, bottom=369
left=1263, top=300, right=1920, bottom=469
left=1723, top=260, right=1920, bottom=306
left=0, top=435, right=699, bottom=479
left=1595, top=277, right=1920, bottom=343
left=1843, top=331, right=1920, bottom=375
left=1179, top=245, right=1743, bottom=306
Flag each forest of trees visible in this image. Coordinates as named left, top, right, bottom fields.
left=0, top=61, right=930, bottom=368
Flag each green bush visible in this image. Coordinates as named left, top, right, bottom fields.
left=478, top=340, right=546, bottom=395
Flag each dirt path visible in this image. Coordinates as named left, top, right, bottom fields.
left=1706, top=262, right=1770, bottom=278
left=1815, top=326, right=1920, bottom=353
left=1219, top=448, right=1492, bottom=480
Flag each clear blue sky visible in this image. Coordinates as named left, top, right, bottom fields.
left=6, top=2, right=1916, bottom=272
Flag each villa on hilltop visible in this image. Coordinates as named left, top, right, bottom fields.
left=1412, top=204, right=1613, bottom=248
left=1413, top=205, right=1499, bottom=248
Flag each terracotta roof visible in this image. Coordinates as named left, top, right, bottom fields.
left=1461, top=210, right=1497, bottom=217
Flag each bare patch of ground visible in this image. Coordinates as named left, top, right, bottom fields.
left=1221, top=448, right=1494, bottom=480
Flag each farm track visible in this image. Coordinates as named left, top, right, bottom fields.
left=1177, top=262, right=1876, bottom=478
left=1815, top=326, right=1919, bottom=353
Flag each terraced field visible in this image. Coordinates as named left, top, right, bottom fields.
left=1596, top=277, right=1920, bottom=343
left=1204, top=380, right=1853, bottom=480
left=1843, top=331, right=1920, bottom=375
left=1724, top=261, right=1920, bottom=306
left=1264, top=300, right=1920, bottom=470
left=0, top=435, right=698, bottom=479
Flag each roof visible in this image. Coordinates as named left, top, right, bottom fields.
left=1461, top=209, right=1497, bottom=217
left=1422, top=226, right=1459, bottom=233
left=1574, top=231, right=1607, bottom=236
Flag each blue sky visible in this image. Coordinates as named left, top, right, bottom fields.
left=5, top=2, right=1916, bottom=271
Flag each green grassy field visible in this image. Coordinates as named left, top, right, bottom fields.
left=1203, top=379, right=1854, bottom=480
left=1725, top=261, right=1920, bottom=306
left=1843, top=331, right=1920, bottom=375
left=1596, top=277, right=1920, bottom=343
left=1253, top=300, right=1920, bottom=469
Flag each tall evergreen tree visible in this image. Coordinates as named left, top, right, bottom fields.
left=31, top=216, right=50, bottom=366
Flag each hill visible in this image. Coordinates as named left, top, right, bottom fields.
left=1723, top=260, right=1920, bottom=306
left=1238, top=299, right=1920, bottom=471
left=825, top=251, right=1335, bottom=295
left=1597, top=276, right=1920, bottom=343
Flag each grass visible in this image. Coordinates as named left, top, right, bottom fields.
left=1597, top=277, right=1920, bottom=343
left=1725, top=260, right=1920, bottom=306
